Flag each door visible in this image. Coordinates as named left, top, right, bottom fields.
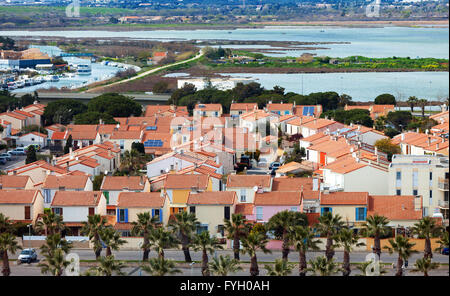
left=89, top=207, right=95, bottom=216
left=24, top=206, right=31, bottom=220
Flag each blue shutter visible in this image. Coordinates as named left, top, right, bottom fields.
left=363, top=208, right=367, bottom=221
left=329, top=207, right=332, bottom=214
left=355, top=207, right=359, bottom=221
left=124, top=209, right=128, bottom=223
left=321, top=207, right=324, bottom=216
left=159, top=210, right=163, bottom=223
left=117, top=209, right=120, bottom=223
left=151, top=209, right=155, bottom=218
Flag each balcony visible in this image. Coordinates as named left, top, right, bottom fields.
left=438, top=200, right=449, bottom=209
left=438, top=178, right=449, bottom=191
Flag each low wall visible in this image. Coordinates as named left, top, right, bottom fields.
left=20, top=236, right=90, bottom=249
left=121, top=237, right=144, bottom=250
left=365, top=238, right=441, bottom=252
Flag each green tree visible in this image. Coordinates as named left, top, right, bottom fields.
left=417, top=99, right=429, bottom=117
left=152, top=81, right=170, bottom=94
left=209, top=255, right=242, bottom=276
left=241, top=231, right=271, bottom=276
left=306, top=256, right=340, bottom=276
left=141, top=257, right=181, bottom=276
left=43, top=99, right=87, bottom=125
left=92, top=174, right=104, bottom=191
left=169, top=211, right=199, bottom=263
left=362, top=215, right=391, bottom=259
left=407, top=96, right=418, bottom=113
left=85, top=255, right=126, bottom=276
left=149, top=227, right=179, bottom=260
left=35, top=209, right=66, bottom=236
left=191, top=231, right=223, bottom=276
left=267, top=210, right=307, bottom=261
left=290, top=226, right=321, bottom=276
left=100, top=226, right=126, bottom=257
left=38, top=233, right=72, bottom=276
left=386, top=111, right=413, bottom=131
left=224, top=213, right=249, bottom=261
left=120, top=149, right=145, bottom=175
left=335, top=227, right=365, bottom=276
left=25, top=145, right=37, bottom=164
left=0, top=232, right=21, bottom=276
left=374, top=138, right=401, bottom=161
left=87, top=93, right=142, bottom=117
left=81, top=214, right=107, bottom=260
left=374, top=93, right=396, bottom=105
left=411, top=258, right=440, bottom=276
left=435, top=231, right=449, bottom=254
left=131, top=142, right=145, bottom=154
left=316, top=212, right=344, bottom=262
left=264, top=258, right=294, bottom=276
left=131, top=213, right=159, bottom=261
left=73, top=111, right=118, bottom=125
left=412, top=217, right=442, bottom=259
left=64, top=134, right=73, bottom=154
left=384, top=235, right=417, bottom=276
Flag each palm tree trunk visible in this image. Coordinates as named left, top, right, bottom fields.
left=396, top=257, right=403, bottom=276
left=106, top=246, right=112, bottom=257
left=325, top=235, right=334, bottom=261
left=342, top=250, right=351, bottom=276
left=250, top=255, right=259, bottom=276
left=159, top=249, right=164, bottom=260
left=233, top=235, right=240, bottom=261
left=282, top=233, right=289, bottom=261
left=424, top=238, right=432, bottom=259
left=201, top=250, right=210, bottom=276
left=181, top=234, right=192, bottom=262
left=94, top=233, right=101, bottom=260
left=374, top=234, right=381, bottom=259
left=2, top=251, right=10, bottom=276
left=143, top=235, right=150, bottom=261
left=299, top=250, right=307, bottom=276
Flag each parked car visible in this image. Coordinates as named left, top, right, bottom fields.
left=0, top=153, right=11, bottom=161
left=269, top=161, right=281, bottom=170
left=442, top=247, right=449, bottom=255
left=258, top=158, right=268, bottom=167
left=12, top=147, right=27, bottom=155
left=0, top=157, right=6, bottom=165
left=18, top=248, right=38, bottom=264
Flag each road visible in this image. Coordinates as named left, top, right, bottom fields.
left=0, top=155, right=26, bottom=172
left=86, top=49, right=205, bottom=93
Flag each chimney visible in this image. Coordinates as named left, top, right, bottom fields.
left=69, top=147, right=73, bottom=157
left=52, top=155, right=56, bottom=166
left=401, top=134, right=405, bottom=141
left=427, top=136, right=431, bottom=145
left=312, top=178, right=319, bottom=191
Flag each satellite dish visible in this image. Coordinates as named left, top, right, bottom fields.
left=104, top=170, right=108, bottom=175
left=165, top=168, right=170, bottom=173
left=253, top=186, right=258, bottom=192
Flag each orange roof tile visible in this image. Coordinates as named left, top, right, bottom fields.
left=272, top=177, right=312, bottom=191
left=368, top=195, right=422, bottom=220
left=187, top=191, right=236, bottom=205
left=0, top=190, right=39, bottom=204
left=254, top=191, right=301, bottom=206
left=164, top=174, right=209, bottom=190
left=52, top=191, right=103, bottom=207
left=43, top=175, right=89, bottom=189
left=235, top=204, right=254, bottom=215
left=226, top=175, right=271, bottom=188
left=320, top=192, right=369, bottom=205
left=0, top=175, right=31, bottom=189
left=118, top=192, right=165, bottom=208
left=101, top=176, right=146, bottom=191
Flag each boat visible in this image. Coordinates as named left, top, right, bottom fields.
left=24, top=79, right=33, bottom=86
left=15, top=80, right=25, bottom=88
left=50, top=75, right=60, bottom=82
left=77, top=63, right=92, bottom=75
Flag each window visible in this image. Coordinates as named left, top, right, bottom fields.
left=413, top=189, right=418, bottom=196
left=396, top=189, right=401, bottom=196
left=429, top=190, right=433, bottom=200
left=24, top=206, right=30, bottom=220
left=104, top=191, right=109, bottom=205
left=429, top=172, right=433, bottom=187
left=224, top=206, right=230, bottom=220
left=240, top=189, right=246, bottom=202
left=215, top=112, right=218, bottom=117
left=120, top=140, right=124, bottom=150
left=118, top=209, right=127, bottom=223
left=256, top=207, right=263, bottom=220
left=88, top=207, right=95, bottom=216
left=197, top=224, right=208, bottom=234
left=44, top=189, right=51, bottom=204
left=321, top=207, right=332, bottom=215
left=396, top=171, right=401, bottom=187
left=423, top=207, right=429, bottom=217
left=290, top=207, right=297, bottom=212
left=355, top=207, right=366, bottom=221
left=53, top=208, right=63, bottom=216
left=189, top=206, right=196, bottom=214
left=412, top=171, right=418, bottom=188
left=153, top=209, right=160, bottom=217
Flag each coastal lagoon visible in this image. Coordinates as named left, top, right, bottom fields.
left=0, top=26, right=448, bottom=58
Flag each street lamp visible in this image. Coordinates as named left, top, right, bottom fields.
left=27, top=224, right=32, bottom=248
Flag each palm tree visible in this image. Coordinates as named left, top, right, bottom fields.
left=417, top=98, right=428, bottom=117
left=191, top=231, right=223, bottom=276
left=264, top=258, right=293, bottom=276
left=412, top=217, right=442, bottom=259
left=356, top=261, right=388, bottom=276
left=169, top=211, right=199, bottom=262
left=39, top=248, right=71, bottom=276
left=35, top=209, right=66, bottom=236
left=306, top=256, right=341, bottom=276
left=100, top=226, right=126, bottom=257
left=120, top=149, right=143, bottom=175
left=363, top=215, right=390, bottom=259
left=334, top=227, right=365, bottom=276
left=85, top=255, right=127, bottom=276
left=0, top=213, right=13, bottom=234
left=209, top=255, right=242, bottom=276
left=407, top=96, right=418, bottom=113
left=81, top=214, right=107, bottom=260
left=316, top=212, right=344, bottom=262
left=267, top=211, right=307, bottom=262
left=149, top=227, right=179, bottom=260
left=435, top=231, right=449, bottom=254
left=411, top=258, right=440, bottom=276
left=224, top=213, right=248, bottom=261
left=40, top=233, right=72, bottom=258
left=141, top=257, right=181, bottom=276
left=131, top=212, right=159, bottom=261
left=290, top=225, right=321, bottom=276
left=241, top=231, right=271, bottom=276
left=384, top=235, right=417, bottom=276
left=0, top=232, right=21, bottom=276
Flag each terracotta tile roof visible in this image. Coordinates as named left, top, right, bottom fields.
left=0, top=175, right=31, bottom=188
left=8, top=160, right=67, bottom=175
left=110, top=130, right=142, bottom=140
left=13, top=110, right=35, bottom=118
left=302, top=190, right=320, bottom=200
left=429, top=110, right=449, bottom=122
left=97, top=125, right=117, bottom=134
left=230, top=103, right=258, bottom=111
left=118, top=192, right=165, bottom=208
left=46, top=124, right=66, bottom=132
left=302, top=118, right=337, bottom=130
left=301, top=132, right=327, bottom=143
left=235, top=204, right=254, bottom=215
left=254, top=191, right=301, bottom=206
left=51, top=131, right=66, bottom=140
left=187, top=191, right=236, bottom=205
left=67, top=124, right=98, bottom=132
left=164, top=174, right=209, bottom=190
left=272, top=177, right=312, bottom=191
left=51, top=191, right=103, bottom=207
left=267, top=103, right=293, bottom=111
left=0, top=190, right=39, bottom=204
left=101, top=176, right=146, bottom=191
left=320, top=192, right=369, bottom=205
left=43, top=175, right=89, bottom=189
left=226, top=175, right=271, bottom=188
left=286, top=116, right=315, bottom=127
left=0, top=112, right=27, bottom=120
left=68, top=130, right=98, bottom=140
left=368, top=195, right=422, bottom=220
left=19, top=132, right=47, bottom=139
left=278, top=114, right=297, bottom=123
left=240, top=110, right=270, bottom=121
left=194, top=104, right=222, bottom=112
left=114, top=222, right=133, bottom=231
